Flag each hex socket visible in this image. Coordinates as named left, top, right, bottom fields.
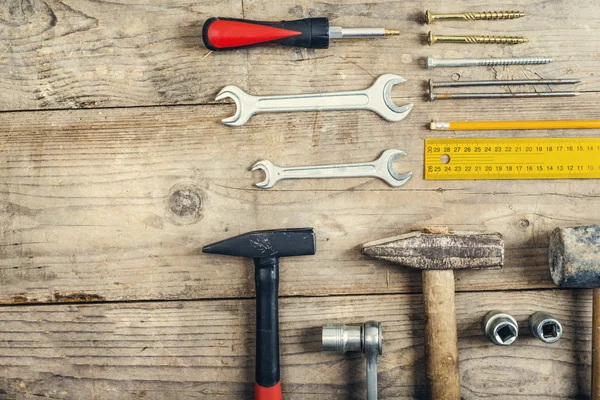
left=482, top=310, right=519, bottom=346
left=322, top=324, right=362, bottom=353
left=528, top=312, right=563, bottom=343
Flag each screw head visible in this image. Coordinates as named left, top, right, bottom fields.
left=425, top=56, right=434, bottom=70
left=425, top=10, right=433, bottom=24
left=428, top=31, right=436, bottom=46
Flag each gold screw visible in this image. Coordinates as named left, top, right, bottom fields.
left=428, top=31, right=528, bottom=45
left=425, top=10, right=526, bottom=24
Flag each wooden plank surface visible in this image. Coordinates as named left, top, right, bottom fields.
left=0, top=0, right=599, bottom=110
left=2, top=0, right=600, bottom=398
left=0, top=289, right=592, bottom=399
left=1, top=101, right=600, bottom=303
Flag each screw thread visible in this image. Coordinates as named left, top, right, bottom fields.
left=468, top=35, right=528, bottom=44
left=464, top=11, right=526, bottom=20
left=474, top=57, right=552, bottom=66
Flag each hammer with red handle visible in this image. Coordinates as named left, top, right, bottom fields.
left=202, top=17, right=399, bottom=51
left=550, top=225, right=600, bottom=399
left=362, top=227, right=504, bottom=399
left=203, top=228, right=316, bottom=400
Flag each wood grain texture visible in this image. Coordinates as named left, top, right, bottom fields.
left=1, top=99, right=600, bottom=303
left=593, top=289, right=600, bottom=399
left=0, top=289, right=593, bottom=399
left=422, top=270, right=460, bottom=400
left=0, top=0, right=599, bottom=110
left=0, top=0, right=246, bottom=110
left=1, top=1, right=599, bottom=397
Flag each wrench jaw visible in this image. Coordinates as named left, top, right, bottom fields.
left=379, top=149, right=413, bottom=187
left=216, top=86, right=256, bottom=127
left=369, top=74, right=414, bottom=122
left=251, top=160, right=280, bottom=189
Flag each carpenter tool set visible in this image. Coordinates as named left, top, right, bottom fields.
left=198, top=8, right=600, bottom=400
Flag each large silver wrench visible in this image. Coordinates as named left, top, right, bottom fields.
left=216, top=74, right=414, bottom=127
left=251, top=149, right=412, bottom=189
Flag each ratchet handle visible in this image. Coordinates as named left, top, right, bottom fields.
left=203, top=17, right=329, bottom=51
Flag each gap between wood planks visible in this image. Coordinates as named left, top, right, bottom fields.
left=0, top=286, right=571, bottom=308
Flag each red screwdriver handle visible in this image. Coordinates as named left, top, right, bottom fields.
left=202, top=17, right=329, bottom=51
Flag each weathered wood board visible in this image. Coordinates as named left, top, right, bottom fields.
left=2, top=0, right=600, bottom=398
left=0, top=290, right=593, bottom=399
left=1, top=101, right=600, bottom=303
left=0, top=0, right=598, bottom=110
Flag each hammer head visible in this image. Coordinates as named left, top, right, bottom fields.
left=550, top=225, right=600, bottom=288
left=362, top=230, right=504, bottom=270
left=203, top=228, right=316, bottom=260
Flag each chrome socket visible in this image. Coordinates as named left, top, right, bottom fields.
left=528, top=312, right=563, bottom=343
left=322, top=323, right=363, bottom=353
left=482, top=310, right=519, bottom=346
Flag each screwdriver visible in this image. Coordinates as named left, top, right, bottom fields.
left=202, top=17, right=399, bottom=51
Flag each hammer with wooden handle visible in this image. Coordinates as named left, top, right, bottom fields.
left=362, top=227, right=504, bottom=400
left=550, top=225, right=600, bottom=399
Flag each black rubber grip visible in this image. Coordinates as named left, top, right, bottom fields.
left=254, top=257, right=280, bottom=387
left=202, top=17, right=330, bottom=50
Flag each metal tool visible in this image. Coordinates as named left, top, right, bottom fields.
left=251, top=149, right=412, bottom=189
left=430, top=120, right=600, bottom=131
left=428, top=32, right=528, bottom=45
left=430, top=78, right=580, bottom=89
left=428, top=78, right=580, bottom=101
left=322, top=322, right=382, bottom=400
left=425, top=10, right=526, bottom=24
left=482, top=311, right=519, bottom=346
left=203, top=17, right=399, bottom=51
left=430, top=91, right=579, bottom=101
left=362, top=228, right=504, bottom=400
left=203, top=229, right=317, bottom=400
left=424, top=137, right=600, bottom=180
left=528, top=312, right=563, bottom=344
left=217, top=74, right=413, bottom=126
left=549, top=225, right=600, bottom=398
left=425, top=56, right=552, bottom=70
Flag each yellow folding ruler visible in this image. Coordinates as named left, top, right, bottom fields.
left=425, top=138, right=600, bottom=180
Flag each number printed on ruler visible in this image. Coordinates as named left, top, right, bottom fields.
left=424, top=138, right=600, bottom=180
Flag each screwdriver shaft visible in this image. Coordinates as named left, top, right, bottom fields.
left=328, top=27, right=399, bottom=39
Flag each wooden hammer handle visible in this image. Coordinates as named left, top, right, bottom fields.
left=422, top=270, right=461, bottom=400
left=593, top=288, right=600, bottom=400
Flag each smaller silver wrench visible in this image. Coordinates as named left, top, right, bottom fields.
left=251, top=149, right=412, bottom=188
left=216, top=74, right=413, bottom=127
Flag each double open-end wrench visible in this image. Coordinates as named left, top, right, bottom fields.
left=216, top=74, right=413, bottom=127
left=251, top=149, right=412, bottom=188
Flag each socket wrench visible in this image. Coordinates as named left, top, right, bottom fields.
left=322, top=321, right=383, bottom=400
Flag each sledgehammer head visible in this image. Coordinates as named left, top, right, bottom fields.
left=362, top=228, right=504, bottom=270
left=202, top=228, right=316, bottom=260
left=550, top=225, right=600, bottom=288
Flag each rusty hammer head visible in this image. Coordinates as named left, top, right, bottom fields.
left=361, top=228, right=504, bottom=270
left=550, top=225, right=600, bottom=288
